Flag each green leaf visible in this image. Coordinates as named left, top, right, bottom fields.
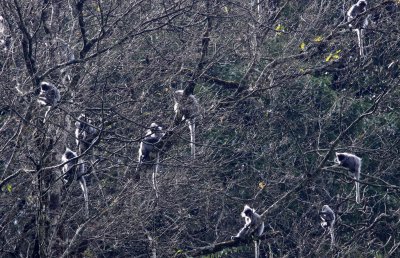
left=275, top=24, right=285, bottom=35
left=313, top=36, right=323, bottom=42
left=300, top=42, right=306, bottom=51
left=325, top=49, right=341, bottom=62
left=175, top=249, right=184, bottom=254
left=325, top=53, right=333, bottom=62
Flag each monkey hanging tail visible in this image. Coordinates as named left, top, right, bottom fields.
left=152, top=153, right=160, bottom=198
left=254, top=239, right=261, bottom=258
left=188, top=119, right=195, bottom=158
left=355, top=29, right=364, bottom=57
left=78, top=176, right=89, bottom=218
left=329, top=227, right=335, bottom=248
left=355, top=164, right=361, bottom=204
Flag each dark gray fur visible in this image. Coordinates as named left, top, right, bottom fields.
left=62, top=148, right=89, bottom=217
left=75, top=114, right=98, bottom=155
left=232, top=205, right=264, bottom=258
left=320, top=205, right=335, bottom=247
left=335, top=152, right=362, bottom=203
left=347, top=0, right=369, bottom=56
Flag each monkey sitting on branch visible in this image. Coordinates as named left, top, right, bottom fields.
left=232, top=205, right=264, bottom=258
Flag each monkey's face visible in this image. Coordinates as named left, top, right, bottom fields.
left=149, top=123, right=160, bottom=131
left=336, top=154, right=345, bottom=163
left=77, top=122, right=89, bottom=131
left=78, top=114, right=88, bottom=122
left=65, top=151, right=75, bottom=160
left=40, top=83, right=51, bottom=91
left=335, top=152, right=346, bottom=163
left=358, top=0, right=367, bottom=8
left=174, top=90, right=184, bottom=101
left=243, top=209, right=253, bottom=217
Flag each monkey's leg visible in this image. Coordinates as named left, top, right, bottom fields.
left=232, top=225, right=249, bottom=240
left=79, top=176, right=89, bottom=218
left=188, top=119, right=195, bottom=158
left=43, top=106, right=51, bottom=123
left=134, top=151, right=144, bottom=180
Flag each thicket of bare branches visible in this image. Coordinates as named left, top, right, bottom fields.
left=0, top=0, right=399, bottom=257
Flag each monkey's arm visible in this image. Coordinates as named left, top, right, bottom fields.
left=232, top=224, right=251, bottom=240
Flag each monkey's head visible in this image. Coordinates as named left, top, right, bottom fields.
left=241, top=205, right=254, bottom=218
left=150, top=122, right=160, bottom=130
left=78, top=114, right=87, bottom=122
left=358, top=0, right=367, bottom=8
left=64, top=148, right=77, bottom=160
left=335, top=152, right=346, bottom=163
left=149, top=123, right=163, bottom=136
left=40, top=81, right=53, bottom=91
left=321, top=205, right=331, bottom=213
left=76, top=114, right=88, bottom=129
left=174, top=90, right=184, bottom=101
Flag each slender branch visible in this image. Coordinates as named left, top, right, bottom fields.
left=0, top=170, right=22, bottom=188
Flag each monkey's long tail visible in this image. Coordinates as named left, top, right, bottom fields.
left=355, top=178, right=361, bottom=204
left=79, top=177, right=89, bottom=218
left=329, top=227, right=335, bottom=249
left=356, top=29, right=364, bottom=57
left=152, top=153, right=160, bottom=198
left=188, top=119, right=195, bottom=158
left=254, top=240, right=260, bottom=258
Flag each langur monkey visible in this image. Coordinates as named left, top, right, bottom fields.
left=137, top=123, right=164, bottom=197
left=75, top=114, right=98, bottom=182
left=37, top=82, right=60, bottom=123
left=347, top=0, right=369, bottom=57
left=320, top=205, right=336, bottom=248
left=75, top=114, right=98, bottom=155
left=62, top=148, right=89, bottom=217
left=173, top=90, right=201, bottom=158
left=335, top=152, right=362, bottom=203
left=232, top=205, right=265, bottom=258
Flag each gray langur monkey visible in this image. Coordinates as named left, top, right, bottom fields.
left=232, top=205, right=265, bottom=258
left=37, top=81, right=60, bottom=123
left=173, top=90, right=201, bottom=158
left=136, top=123, right=165, bottom=196
left=61, top=148, right=89, bottom=217
left=335, top=152, right=362, bottom=204
left=320, top=205, right=336, bottom=248
left=347, top=0, right=369, bottom=57
left=75, top=114, right=98, bottom=155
